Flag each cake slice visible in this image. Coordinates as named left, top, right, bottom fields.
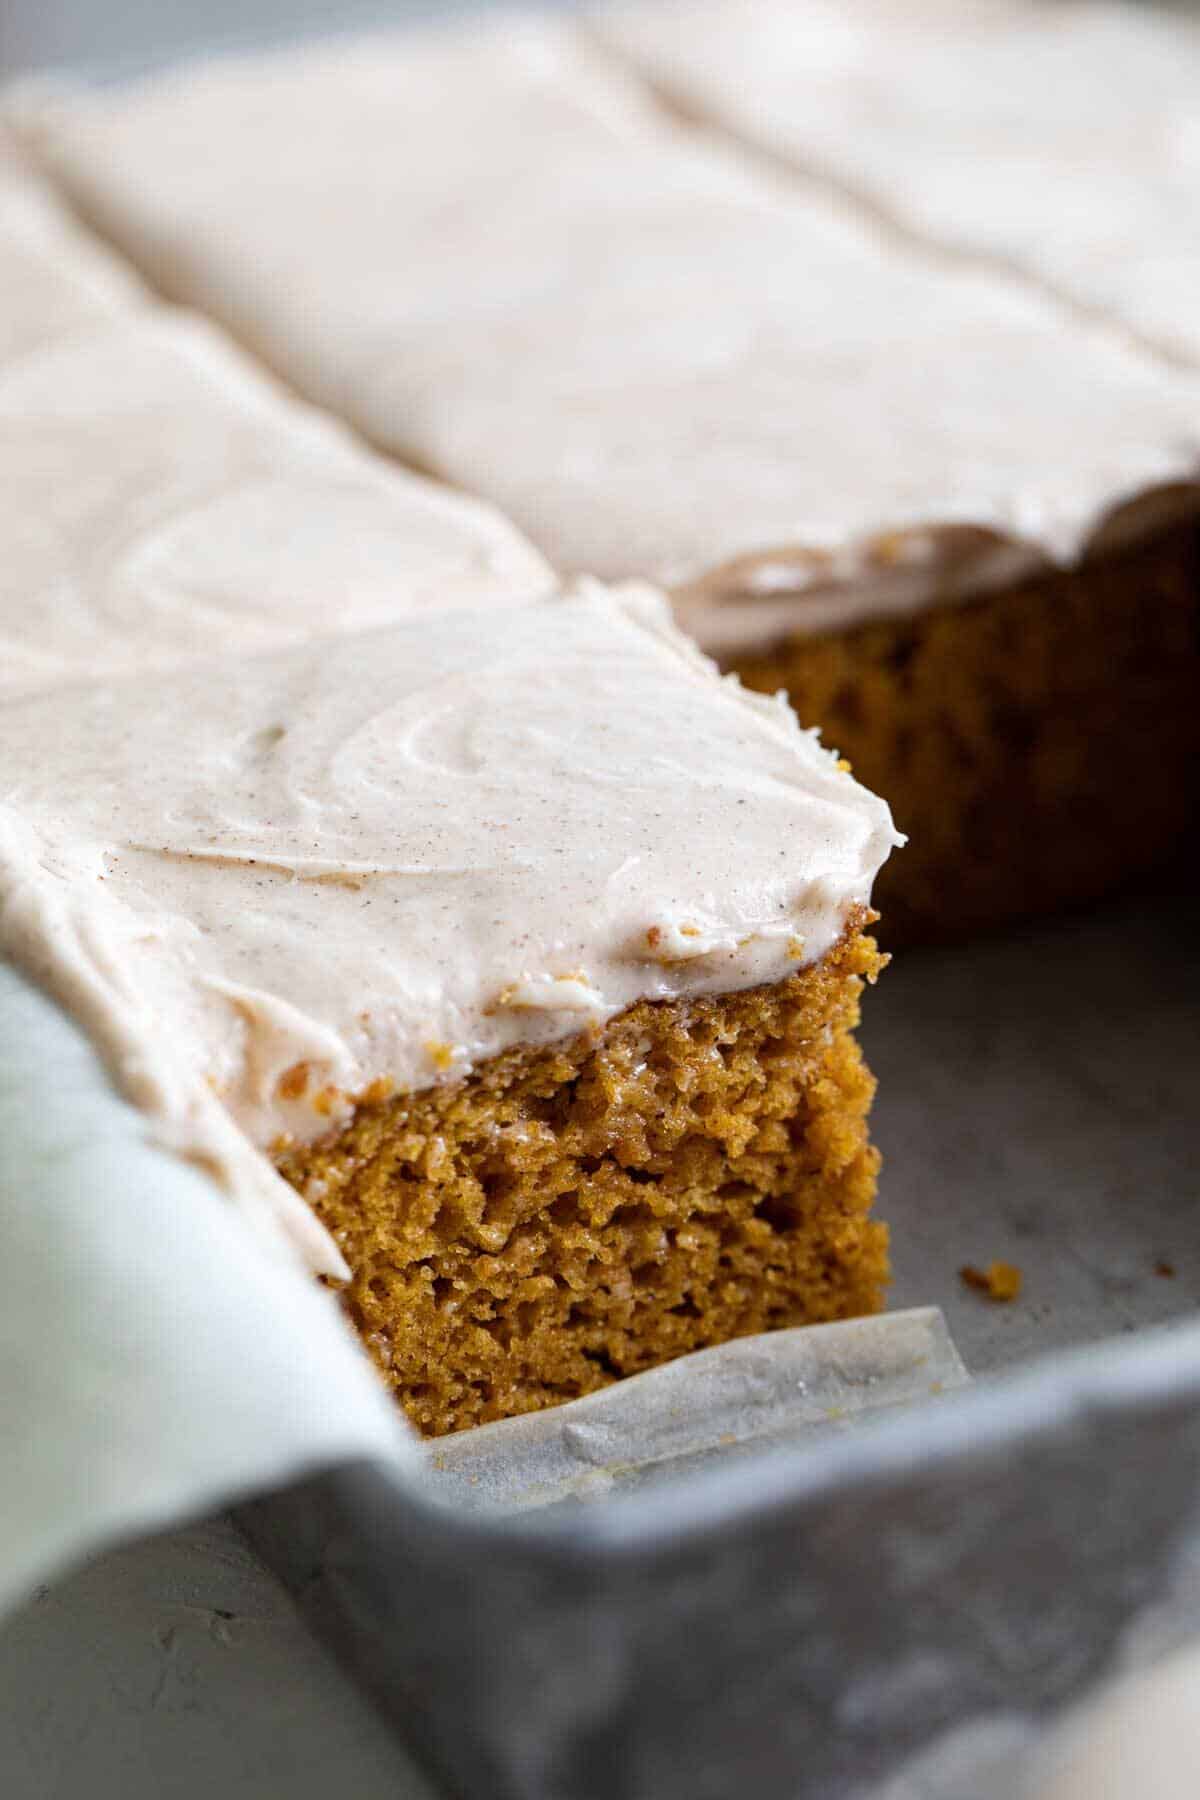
left=0, top=585, right=901, bottom=1433
left=0, top=310, right=553, bottom=695
left=19, top=16, right=1200, bottom=937
left=0, top=132, right=552, bottom=693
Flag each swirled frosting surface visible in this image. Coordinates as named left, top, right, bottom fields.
left=19, top=15, right=1200, bottom=649
left=0, top=585, right=900, bottom=1269
left=0, top=308, right=554, bottom=695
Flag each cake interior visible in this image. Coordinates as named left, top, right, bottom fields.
left=276, top=919, right=887, bottom=1437
left=732, top=521, right=1200, bottom=943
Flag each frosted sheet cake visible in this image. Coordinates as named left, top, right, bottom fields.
left=19, top=11, right=1200, bottom=937
left=0, top=587, right=901, bottom=1433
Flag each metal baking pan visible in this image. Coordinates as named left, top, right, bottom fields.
left=233, top=886, right=1200, bottom=1799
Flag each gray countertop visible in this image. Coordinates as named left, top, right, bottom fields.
left=0, top=1517, right=430, bottom=1800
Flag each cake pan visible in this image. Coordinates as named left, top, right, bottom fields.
left=237, top=1309, right=1200, bottom=1800
left=232, top=891, right=1200, bottom=1800
left=2, top=882, right=1195, bottom=1798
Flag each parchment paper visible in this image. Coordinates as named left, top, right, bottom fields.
left=0, top=958, right=413, bottom=1620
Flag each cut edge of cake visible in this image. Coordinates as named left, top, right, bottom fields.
left=278, top=910, right=888, bottom=1435
left=0, top=581, right=901, bottom=1427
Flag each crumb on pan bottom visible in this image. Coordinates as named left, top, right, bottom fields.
left=276, top=920, right=888, bottom=1437
left=733, top=521, right=1200, bottom=944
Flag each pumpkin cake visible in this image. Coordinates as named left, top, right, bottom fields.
left=594, top=0, right=1200, bottom=936
left=0, top=586, right=900, bottom=1434
left=17, top=13, right=1200, bottom=938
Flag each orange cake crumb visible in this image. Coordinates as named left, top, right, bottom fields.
left=960, top=1261, right=1023, bottom=1304
left=276, top=920, right=889, bottom=1437
left=733, top=523, right=1200, bottom=943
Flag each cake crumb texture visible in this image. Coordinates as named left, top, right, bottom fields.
left=277, top=923, right=888, bottom=1437
left=733, top=524, right=1200, bottom=942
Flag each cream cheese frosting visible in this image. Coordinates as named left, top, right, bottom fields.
left=597, top=0, right=1200, bottom=370
left=0, top=583, right=901, bottom=1270
left=17, top=15, right=1200, bottom=652
left=0, top=308, right=554, bottom=694
left=0, top=137, right=146, bottom=368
